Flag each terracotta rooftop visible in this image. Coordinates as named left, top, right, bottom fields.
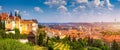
left=102, top=35, right=120, bottom=43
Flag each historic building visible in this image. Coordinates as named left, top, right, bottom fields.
left=0, top=12, right=38, bottom=34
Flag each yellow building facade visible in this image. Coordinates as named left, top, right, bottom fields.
left=0, top=12, right=38, bottom=34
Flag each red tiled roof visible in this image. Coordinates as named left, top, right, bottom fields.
left=102, top=35, right=120, bottom=42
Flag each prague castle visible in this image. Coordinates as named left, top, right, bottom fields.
left=0, top=12, right=38, bottom=34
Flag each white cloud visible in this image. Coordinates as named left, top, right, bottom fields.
left=57, top=5, right=71, bottom=16
left=0, top=6, right=2, bottom=10
left=79, top=6, right=86, bottom=9
left=100, top=1, right=105, bottom=6
left=44, top=0, right=69, bottom=16
left=14, top=10, right=29, bottom=16
left=72, top=0, right=114, bottom=16
left=14, top=9, right=19, bottom=13
left=57, top=5, right=68, bottom=11
left=97, top=12, right=102, bottom=15
left=94, top=0, right=101, bottom=6
left=73, top=5, right=86, bottom=12
left=76, top=0, right=88, bottom=3
left=105, top=0, right=113, bottom=7
left=104, top=0, right=113, bottom=10
left=44, top=0, right=66, bottom=8
left=71, top=2, right=75, bottom=7
left=23, top=11, right=29, bottom=16
left=34, top=7, right=43, bottom=13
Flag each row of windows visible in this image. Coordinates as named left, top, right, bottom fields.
left=20, top=24, right=32, bottom=27
left=6, top=21, right=32, bottom=27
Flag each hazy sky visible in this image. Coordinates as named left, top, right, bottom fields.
left=0, top=0, right=120, bottom=23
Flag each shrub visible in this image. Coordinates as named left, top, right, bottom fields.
left=0, top=30, right=6, bottom=38
left=14, top=28, right=20, bottom=39
left=20, top=34, right=27, bottom=39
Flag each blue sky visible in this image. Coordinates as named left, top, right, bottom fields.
left=0, top=0, right=120, bottom=23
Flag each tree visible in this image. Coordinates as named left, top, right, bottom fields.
left=37, top=30, right=47, bottom=46
left=38, top=25, right=45, bottom=28
left=92, top=40, right=103, bottom=48
left=111, top=40, right=120, bottom=50
left=0, top=19, right=5, bottom=30
left=56, top=36, right=60, bottom=40
left=78, top=39, right=87, bottom=47
left=18, top=11, right=21, bottom=19
left=0, top=30, right=6, bottom=38
left=87, top=37, right=93, bottom=46
left=68, top=35, right=71, bottom=41
left=72, top=37, right=76, bottom=42
left=37, top=33, right=43, bottom=46
left=102, top=45, right=109, bottom=50
left=14, top=28, right=20, bottom=39
left=69, top=41, right=85, bottom=50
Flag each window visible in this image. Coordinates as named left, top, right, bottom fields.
left=20, top=25, right=22, bottom=27
left=8, top=21, right=10, bottom=24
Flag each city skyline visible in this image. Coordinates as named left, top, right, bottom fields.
left=0, top=0, right=120, bottom=23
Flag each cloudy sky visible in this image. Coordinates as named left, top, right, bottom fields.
left=0, top=0, right=120, bottom=23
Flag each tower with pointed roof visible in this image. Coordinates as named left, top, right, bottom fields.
left=18, top=11, right=21, bottom=19
left=15, top=11, right=17, bottom=17
left=9, top=11, right=13, bottom=17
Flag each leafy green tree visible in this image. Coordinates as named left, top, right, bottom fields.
left=72, top=37, right=76, bottom=42
left=111, top=40, right=120, bottom=50
left=14, top=28, right=20, bottom=39
left=47, top=38, right=54, bottom=50
left=0, top=30, right=6, bottom=38
left=87, top=37, right=93, bottom=46
left=88, top=38, right=109, bottom=50
left=46, top=36, right=49, bottom=46
left=69, top=41, right=85, bottom=50
left=38, top=25, right=45, bottom=28
left=78, top=39, right=87, bottom=47
left=68, top=35, right=71, bottom=41
left=62, top=35, right=70, bottom=44
left=56, top=36, right=60, bottom=40
left=14, top=28, right=27, bottom=39
left=37, top=33, right=43, bottom=46
left=0, top=19, right=5, bottom=30
left=14, top=28, right=20, bottom=34
left=92, top=40, right=103, bottom=48
left=37, top=30, right=47, bottom=46
left=101, top=45, right=109, bottom=50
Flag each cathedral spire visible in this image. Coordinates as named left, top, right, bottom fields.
left=18, top=11, right=21, bottom=19
left=15, top=11, right=17, bottom=16
left=9, top=11, right=13, bottom=17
